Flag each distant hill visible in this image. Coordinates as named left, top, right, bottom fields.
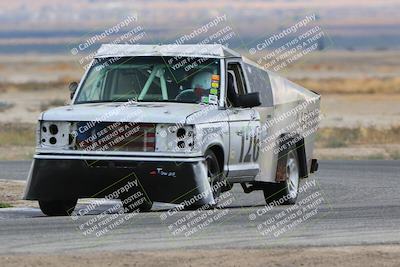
left=0, top=0, right=399, bottom=53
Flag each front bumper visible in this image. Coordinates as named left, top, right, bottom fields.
left=23, top=155, right=214, bottom=206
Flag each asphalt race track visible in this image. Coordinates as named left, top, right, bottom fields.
left=0, top=160, right=399, bottom=254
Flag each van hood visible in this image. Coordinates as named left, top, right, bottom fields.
left=41, top=102, right=218, bottom=124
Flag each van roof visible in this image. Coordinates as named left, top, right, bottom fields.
left=95, top=44, right=242, bottom=59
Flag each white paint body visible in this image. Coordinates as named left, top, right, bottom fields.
left=36, top=44, right=320, bottom=184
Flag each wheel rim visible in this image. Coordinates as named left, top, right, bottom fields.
left=286, top=151, right=299, bottom=198
left=206, top=154, right=220, bottom=199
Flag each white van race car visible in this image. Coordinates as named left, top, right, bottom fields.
left=24, top=44, right=320, bottom=216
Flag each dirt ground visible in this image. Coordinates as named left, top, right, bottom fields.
left=320, top=94, right=400, bottom=128
left=315, top=144, right=400, bottom=160
left=0, top=179, right=36, bottom=207
left=0, top=88, right=69, bottom=124
left=0, top=245, right=399, bottom=267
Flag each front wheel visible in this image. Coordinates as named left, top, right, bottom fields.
left=263, top=149, right=300, bottom=205
left=39, top=199, right=77, bottom=216
left=205, top=150, right=223, bottom=201
left=185, top=149, right=223, bottom=210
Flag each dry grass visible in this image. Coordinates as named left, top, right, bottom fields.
left=315, top=126, right=400, bottom=160
left=0, top=202, right=12, bottom=208
left=0, top=179, right=32, bottom=207
left=316, top=126, right=400, bottom=148
left=0, top=101, right=14, bottom=112
left=40, top=99, right=67, bottom=111
left=0, top=123, right=35, bottom=146
left=0, top=123, right=35, bottom=160
left=0, top=81, right=68, bottom=92
left=294, top=77, right=400, bottom=94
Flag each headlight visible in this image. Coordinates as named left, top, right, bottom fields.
left=38, top=121, right=73, bottom=149
left=155, top=124, right=195, bottom=152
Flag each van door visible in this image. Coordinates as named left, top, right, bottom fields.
left=226, top=61, right=261, bottom=179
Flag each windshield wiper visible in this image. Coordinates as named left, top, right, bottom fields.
left=76, top=99, right=198, bottom=104
left=75, top=100, right=130, bottom=104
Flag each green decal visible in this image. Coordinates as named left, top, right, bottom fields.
left=201, top=96, right=209, bottom=104
left=210, top=88, right=218, bottom=95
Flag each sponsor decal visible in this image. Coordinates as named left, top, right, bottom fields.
left=208, top=94, right=218, bottom=104
left=211, top=74, right=220, bottom=89
left=210, top=88, right=218, bottom=95
left=150, top=168, right=176, bottom=177
left=211, top=74, right=220, bottom=81
left=201, top=96, right=209, bottom=104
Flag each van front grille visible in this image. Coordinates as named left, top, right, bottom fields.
left=74, top=122, right=155, bottom=152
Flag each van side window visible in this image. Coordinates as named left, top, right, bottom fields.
left=227, top=62, right=247, bottom=107
left=243, top=63, right=273, bottom=107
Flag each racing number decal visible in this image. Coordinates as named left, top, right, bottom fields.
left=239, top=127, right=260, bottom=163
left=252, top=135, right=260, bottom=162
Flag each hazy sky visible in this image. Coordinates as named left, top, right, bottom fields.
left=0, top=0, right=399, bottom=51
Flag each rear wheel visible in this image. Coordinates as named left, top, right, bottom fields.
left=263, top=149, right=300, bottom=205
left=39, top=199, right=77, bottom=216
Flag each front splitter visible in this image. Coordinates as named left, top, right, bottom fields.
left=23, top=158, right=214, bottom=206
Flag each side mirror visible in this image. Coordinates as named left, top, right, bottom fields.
left=238, top=92, right=261, bottom=108
left=69, top=82, right=78, bottom=100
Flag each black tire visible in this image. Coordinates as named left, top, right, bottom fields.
left=184, top=149, right=223, bottom=210
left=263, top=147, right=300, bottom=205
left=205, top=149, right=223, bottom=201
left=121, top=193, right=153, bottom=213
left=39, top=199, right=77, bottom=216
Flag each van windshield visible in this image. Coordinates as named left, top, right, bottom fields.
left=75, top=56, right=221, bottom=105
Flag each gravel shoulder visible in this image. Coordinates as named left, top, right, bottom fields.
left=1, top=245, right=400, bottom=267
left=0, top=179, right=34, bottom=207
